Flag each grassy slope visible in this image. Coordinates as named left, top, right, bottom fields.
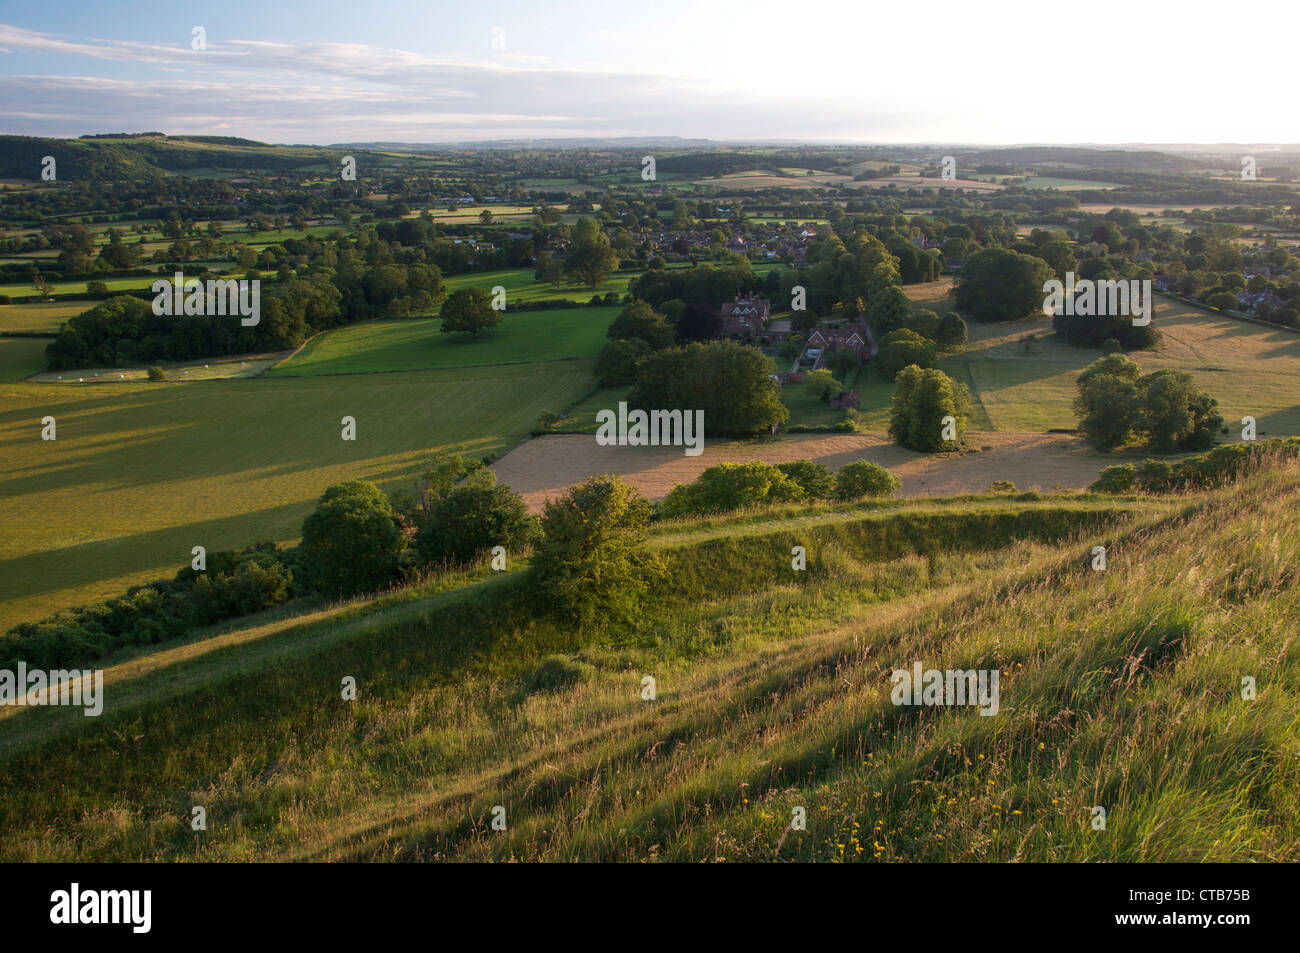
left=0, top=362, right=593, bottom=631
left=269, top=307, right=618, bottom=376
left=16, top=475, right=1297, bottom=862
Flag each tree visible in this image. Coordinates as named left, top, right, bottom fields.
left=934, top=311, right=968, bottom=348
left=440, top=287, right=502, bottom=337
left=956, top=248, right=1055, bottom=322
left=629, top=341, right=788, bottom=436
left=835, top=460, right=901, bottom=500
left=594, top=338, right=650, bottom=387
left=1073, top=354, right=1142, bottom=451
left=565, top=217, right=619, bottom=288
left=415, top=469, right=539, bottom=567
left=676, top=302, right=723, bottom=342
left=532, top=475, right=664, bottom=626
left=1136, top=369, right=1222, bottom=452
left=300, top=481, right=406, bottom=598
left=807, top=368, right=843, bottom=402
left=888, top=365, right=971, bottom=452
left=876, top=329, right=938, bottom=381
left=606, top=301, right=674, bottom=349
left=865, top=284, right=912, bottom=336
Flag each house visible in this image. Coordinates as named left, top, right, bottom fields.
left=720, top=295, right=771, bottom=337
left=806, top=324, right=870, bottom=358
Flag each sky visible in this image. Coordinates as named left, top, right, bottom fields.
left=0, top=0, right=1296, bottom=146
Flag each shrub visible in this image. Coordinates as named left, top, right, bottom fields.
left=806, top=368, right=842, bottom=402
left=525, top=654, right=593, bottom=694
left=1102, top=337, right=1122, bottom=354
left=147, top=365, right=166, bottom=381
left=775, top=459, right=835, bottom=499
left=415, top=470, right=539, bottom=567
left=835, top=460, right=901, bottom=500
left=532, top=475, right=664, bottom=626
left=1135, top=459, right=1174, bottom=492
left=1090, top=464, right=1136, bottom=494
left=660, top=462, right=805, bottom=517
left=300, top=481, right=407, bottom=598
left=988, top=480, right=1018, bottom=494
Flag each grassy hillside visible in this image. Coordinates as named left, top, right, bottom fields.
left=10, top=466, right=1297, bottom=862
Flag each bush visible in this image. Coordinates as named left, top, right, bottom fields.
left=415, top=470, right=539, bottom=567
left=1102, top=337, right=1122, bottom=354
left=1090, top=464, right=1136, bottom=494
left=660, top=462, right=805, bottom=517
left=300, top=481, right=407, bottom=598
left=147, top=365, right=166, bottom=381
left=806, top=367, right=843, bottom=402
left=775, top=459, right=835, bottom=499
left=835, top=460, right=901, bottom=500
left=532, top=475, right=664, bottom=626
left=988, top=480, right=1018, bottom=493
left=525, top=654, right=593, bottom=694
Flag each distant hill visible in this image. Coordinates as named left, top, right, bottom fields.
left=0, top=134, right=340, bottom=180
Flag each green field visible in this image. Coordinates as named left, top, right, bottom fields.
left=0, top=338, right=48, bottom=382
left=270, top=306, right=618, bottom=376
left=0, top=300, right=93, bottom=333
left=441, top=267, right=635, bottom=305
left=849, top=294, right=1300, bottom=434
left=0, top=362, right=594, bottom=631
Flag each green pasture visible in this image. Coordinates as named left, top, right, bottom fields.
left=270, top=306, right=619, bottom=376
left=0, top=361, right=594, bottom=631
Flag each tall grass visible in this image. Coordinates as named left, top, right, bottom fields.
left=1, top=473, right=1293, bottom=862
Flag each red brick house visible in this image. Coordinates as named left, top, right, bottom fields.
left=720, top=295, right=771, bottom=338
left=806, top=324, right=870, bottom=357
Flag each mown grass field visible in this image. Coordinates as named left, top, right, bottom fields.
left=3, top=459, right=1297, bottom=863
left=0, top=300, right=88, bottom=334
left=0, top=338, right=49, bottom=382
left=0, top=362, right=594, bottom=631
left=270, top=306, right=618, bottom=376
left=878, top=280, right=1300, bottom=435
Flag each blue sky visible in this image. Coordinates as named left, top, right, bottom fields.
left=1, top=0, right=1295, bottom=144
